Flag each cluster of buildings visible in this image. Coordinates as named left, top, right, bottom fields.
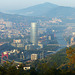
left=0, top=19, right=18, bottom=39
left=10, top=22, right=55, bottom=63
left=11, top=39, right=24, bottom=48
left=0, top=17, right=56, bottom=67
left=0, top=19, right=26, bottom=39
left=65, top=32, right=75, bottom=47
left=10, top=22, right=55, bottom=50
left=1, top=22, right=55, bottom=62
left=0, top=18, right=57, bottom=40
left=70, top=32, right=75, bottom=45
left=39, top=18, right=62, bottom=27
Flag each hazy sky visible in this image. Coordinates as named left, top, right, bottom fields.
left=0, top=0, right=75, bottom=10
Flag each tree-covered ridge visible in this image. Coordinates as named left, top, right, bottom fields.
left=0, top=46, right=75, bottom=75
left=31, top=47, right=68, bottom=68
left=66, top=47, right=75, bottom=69
left=30, top=46, right=75, bottom=74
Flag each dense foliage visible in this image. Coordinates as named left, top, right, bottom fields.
left=0, top=62, right=75, bottom=75
left=0, top=46, right=75, bottom=75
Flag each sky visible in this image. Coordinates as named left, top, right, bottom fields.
left=0, top=0, right=75, bottom=11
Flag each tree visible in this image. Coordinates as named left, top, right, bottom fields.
left=66, top=47, right=75, bottom=69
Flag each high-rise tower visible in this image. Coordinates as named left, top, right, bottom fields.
left=30, top=22, right=38, bottom=45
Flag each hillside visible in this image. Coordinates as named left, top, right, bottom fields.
left=0, top=46, right=75, bottom=74
left=8, top=2, right=75, bottom=18
left=31, top=47, right=68, bottom=68
left=9, top=2, right=58, bottom=16
left=46, top=6, right=75, bottom=18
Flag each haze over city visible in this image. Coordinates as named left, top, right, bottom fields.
left=0, top=0, right=75, bottom=74
left=0, top=0, right=75, bottom=11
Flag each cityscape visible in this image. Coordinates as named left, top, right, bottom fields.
left=0, top=0, right=75, bottom=75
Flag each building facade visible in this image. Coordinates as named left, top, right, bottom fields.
left=31, top=54, right=38, bottom=60
left=30, top=22, right=38, bottom=45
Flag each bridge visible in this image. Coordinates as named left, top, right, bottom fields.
left=2, top=59, right=22, bottom=64
left=47, top=51, right=56, bottom=53
left=47, top=44, right=67, bottom=46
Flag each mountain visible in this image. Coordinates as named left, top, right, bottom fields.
left=9, top=2, right=75, bottom=18
left=46, top=6, right=75, bottom=18
left=10, top=2, right=58, bottom=16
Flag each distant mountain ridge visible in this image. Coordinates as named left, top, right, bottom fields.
left=46, top=6, right=75, bottom=18
left=0, top=2, right=75, bottom=18
left=10, top=2, right=58, bottom=16
left=9, top=2, right=75, bottom=18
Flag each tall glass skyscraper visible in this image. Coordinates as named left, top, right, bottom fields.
left=30, top=22, right=38, bottom=45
